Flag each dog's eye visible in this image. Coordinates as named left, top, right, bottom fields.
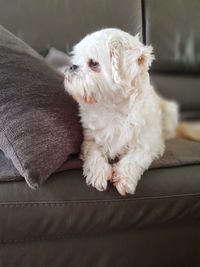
left=88, top=59, right=100, bottom=72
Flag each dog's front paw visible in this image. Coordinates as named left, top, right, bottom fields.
left=83, top=158, right=112, bottom=191
left=112, top=162, right=139, bottom=195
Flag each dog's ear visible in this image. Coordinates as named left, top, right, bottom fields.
left=107, top=36, right=123, bottom=84
left=137, top=45, right=154, bottom=69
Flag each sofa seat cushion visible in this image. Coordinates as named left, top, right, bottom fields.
left=0, top=163, right=199, bottom=244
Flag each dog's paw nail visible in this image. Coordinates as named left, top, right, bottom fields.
left=112, top=172, right=135, bottom=195
left=93, top=177, right=108, bottom=191
left=84, top=161, right=112, bottom=192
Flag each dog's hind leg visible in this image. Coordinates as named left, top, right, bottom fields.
left=158, top=96, right=179, bottom=140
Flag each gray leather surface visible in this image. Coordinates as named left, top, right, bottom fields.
left=0, top=165, right=199, bottom=244
left=0, top=226, right=199, bottom=267
left=145, top=0, right=200, bottom=73
left=0, top=0, right=142, bottom=53
left=151, top=74, right=200, bottom=111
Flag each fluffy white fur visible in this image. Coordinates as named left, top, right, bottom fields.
left=64, top=28, right=179, bottom=195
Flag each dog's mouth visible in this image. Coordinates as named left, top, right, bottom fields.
left=83, top=94, right=97, bottom=104
left=73, top=92, right=97, bottom=105
left=65, top=84, right=97, bottom=105
left=64, top=71, right=97, bottom=105
left=64, top=73, right=73, bottom=84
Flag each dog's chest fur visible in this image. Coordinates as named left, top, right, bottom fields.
left=80, top=103, right=144, bottom=159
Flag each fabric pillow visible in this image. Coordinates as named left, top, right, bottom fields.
left=0, top=26, right=82, bottom=189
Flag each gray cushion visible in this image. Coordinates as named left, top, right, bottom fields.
left=0, top=26, right=82, bottom=189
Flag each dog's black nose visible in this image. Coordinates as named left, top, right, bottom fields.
left=70, top=65, right=79, bottom=71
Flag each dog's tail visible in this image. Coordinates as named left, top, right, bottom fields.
left=160, top=97, right=200, bottom=142
left=176, top=122, right=200, bottom=141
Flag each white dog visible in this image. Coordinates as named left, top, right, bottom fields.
left=64, top=28, right=189, bottom=195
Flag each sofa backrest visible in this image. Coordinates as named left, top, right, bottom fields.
left=145, top=0, right=200, bottom=75
left=0, top=0, right=142, bottom=53
left=144, top=0, right=200, bottom=112
left=0, top=0, right=199, bottom=112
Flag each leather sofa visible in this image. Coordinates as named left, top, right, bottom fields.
left=0, top=0, right=200, bottom=266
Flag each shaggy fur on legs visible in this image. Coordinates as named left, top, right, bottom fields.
left=64, top=28, right=179, bottom=195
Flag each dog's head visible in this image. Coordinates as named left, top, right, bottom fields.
left=64, top=28, right=154, bottom=105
